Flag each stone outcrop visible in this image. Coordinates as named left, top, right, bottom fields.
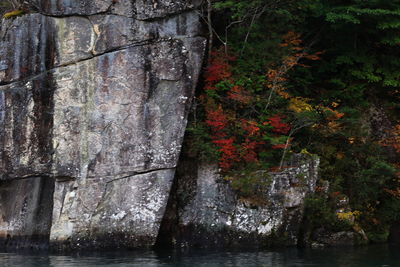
left=0, top=0, right=205, bottom=249
left=310, top=230, right=358, bottom=248
left=157, top=154, right=320, bottom=248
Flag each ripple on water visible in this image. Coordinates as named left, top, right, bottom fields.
left=0, top=244, right=399, bottom=267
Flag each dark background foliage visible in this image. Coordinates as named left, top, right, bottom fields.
left=185, top=0, right=400, bottom=242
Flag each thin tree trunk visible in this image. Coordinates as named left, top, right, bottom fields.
left=279, top=131, right=293, bottom=170
left=207, top=0, right=213, bottom=57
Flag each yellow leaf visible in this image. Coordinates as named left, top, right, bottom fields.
left=3, top=9, right=25, bottom=19
left=288, top=97, right=313, bottom=113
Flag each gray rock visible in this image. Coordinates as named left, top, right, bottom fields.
left=0, top=11, right=203, bottom=84
left=48, top=37, right=205, bottom=249
left=0, top=14, right=94, bottom=83
left=49, top=39, right=204, bottom=179
left=90, top=11, right=202, bottom=54
left=28, top=0, right=202, bottom=19
left=0, top=1, right=205, bottom=250
left=133, top=0, right=203, bottom=20
left=0, top=177, right=54, bottom=250
left=159, top=154, right=320, bottom=248
left=0, top=14, right=56, bottom=84
left=314, top=231, right=356, bottom=247
left=51, top=169, right=175, bottom=249
left=29, top=0, right=113, bottom=16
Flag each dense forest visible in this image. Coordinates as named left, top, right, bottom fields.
left=184, top=0, right=400, bottom=244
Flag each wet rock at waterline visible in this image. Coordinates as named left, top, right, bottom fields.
left=0, top=177, right=54, bottom=250
left=0, top=0, right=205, bottom=249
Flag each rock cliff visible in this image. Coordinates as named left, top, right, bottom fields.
left=0, top=1, right=320, bottom=251
left=0, top=0, right=205, bottom=250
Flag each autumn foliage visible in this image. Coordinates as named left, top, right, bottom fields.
left=380, top=123, right=400, bottom=153
left=198, top=32, right=345, bottom=174
left=203, top=51, right=262, bottom=170
left=202, top=47, right=295, bottom=171
left=202, top=0, right=400, bottom=243
left=267, top=115, right=290, bottom=135
left=204, top=50, right=233, bottom=90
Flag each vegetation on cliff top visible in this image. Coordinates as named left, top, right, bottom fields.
left=184, top=0, right=400, bottom=242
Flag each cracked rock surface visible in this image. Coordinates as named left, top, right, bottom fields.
left=0, top=0, right=205, bottom=249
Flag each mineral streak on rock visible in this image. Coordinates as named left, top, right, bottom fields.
left=0, top=0, right=206, bottom=250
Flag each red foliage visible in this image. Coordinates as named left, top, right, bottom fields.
left=380, top=124, right=400, bottom=153
left=241, top=119, right=260, bottom=136
left=213, top=138, right=239, bottom=170
left=197, top=33, right=321, bottom=173
left=205, top=104, right=238, bottom=170
left=238, top=120, right=266, bottom=163
left=267, top=115, right=291, bottom=134
left=227, top=85, right=252, bottom=104
left=202, top=48, right=295, bottom=172
left=272, top=144, right=286, bottom=149
left=202, top=50, right=239, bottom=170
left=241, top=139, right=260, bottom=162
left=204, top=50, right=233, bottom=90
left=206, top=105, right=227, bottom=134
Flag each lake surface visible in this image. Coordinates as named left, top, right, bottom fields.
left=0, top=244, right=398, bottom=266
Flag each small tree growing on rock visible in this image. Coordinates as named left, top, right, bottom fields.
left=1, top=1, right=29, bottom=18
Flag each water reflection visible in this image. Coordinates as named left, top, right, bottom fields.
left=0, top=244, right=398, bottom=267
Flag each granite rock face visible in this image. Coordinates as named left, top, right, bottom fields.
left=0, top=0, right=205, bottom=249
left=158, top=154, right=320, bottom=248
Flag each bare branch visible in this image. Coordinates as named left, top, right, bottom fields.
left=206, top=0, right=213, bottom=57
left=195, top=9, right=227, bottom=51
left=278, top=121, right=314, bottom=170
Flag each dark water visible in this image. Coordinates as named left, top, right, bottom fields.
left=0, top=244, right=398, bottom=266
